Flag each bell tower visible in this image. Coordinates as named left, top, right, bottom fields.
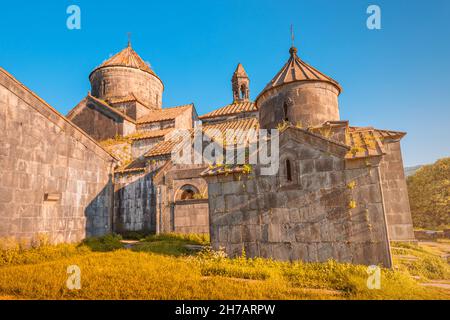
left=232, top=63, right=250, bottom=102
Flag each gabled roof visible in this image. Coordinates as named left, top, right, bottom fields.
left=349, top=127, right=406, bottom=141
left=344, top=126, right=406, bottom=159
left=144, top=135, right=185, bottom=158
left=114, top=157, right=147, bottom=174
left=87, top=93, right=136, bottom=123
left=204, top=117, right=258, bottom=132
left=345, top=129, right=386, bottom=159
left=90, top=44, right=158, bottom=79
left=107, top=93, right=150, bottom=109
left=257, top=46, right=342, bottom=100
left=199, top=101, right=257, bottom=119
left=137, top=104, right=193, bottom=124
left=130, top=128, right=173, bottom=141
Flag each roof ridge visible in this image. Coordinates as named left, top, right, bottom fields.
left=199, top=101, right=257, bottom=119
left=287, top=125, right=350, bottom=149
left=162, top=103, right=193, bottom=109
left=88, top=93, right=136, bottom=123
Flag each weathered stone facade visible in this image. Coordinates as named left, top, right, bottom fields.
left=113, top=171, right=156, bottom=233
left=204, top=128, right=392, bottom=266
left=258, top=81, right=340, bottom=129
left=155, top=165, right=210, bottom=234
left=67, top=95, right=136, bottom=141
left=379, top=141, right=415, bottom=241
left=0, top=39, right=415, bottom=267
left=0, top=68, right=116, bottom=243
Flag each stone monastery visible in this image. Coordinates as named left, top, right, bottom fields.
left=0, top=41, right=415, bottom=266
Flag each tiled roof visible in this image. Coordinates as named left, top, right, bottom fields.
left=201, top=164, right=250, bottom=177
left=345, top=127, right=405, bottom=159
left=130, top=128, right=173, bottom=141
left=115, top=157, right=147, bottom=174
left=108, top=94, right=138, bottom=104
left=258, top=46, right=342, bottom=99
left=199, top=101, right=257, bottom=119
left=347, top=126, right=406, bottom=140
left=144, top=135, right=185, bottom=158
left=137, top=104, right=193, bottom=124
left=144, top=118, right=259, bottom=158
left=345, top=129, right=386, bottom=159
left=90, top=45, right=157, bottom=77
left=204, top=117, right=259, bottom=132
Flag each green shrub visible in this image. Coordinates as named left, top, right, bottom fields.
left=120, top=231, right=149, bottom=240
left=82, top=234, right=124, bottom=252
left=132, top=241, right=193, bottom=256
left=143, top=233, right=209, bottom=246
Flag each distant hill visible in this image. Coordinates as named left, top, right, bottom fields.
left=407, top=157, right=450, bottom=229
left=405, top=165, right=424, bottom=177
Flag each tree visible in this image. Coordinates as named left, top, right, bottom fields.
left=407, top=157, right=450, bottom=229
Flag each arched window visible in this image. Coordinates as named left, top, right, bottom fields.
left=286, top=159, right=292, bottom=182
left=240, top=84, right=247, bottom=100
left=177, top=184, right=200, bottom=201
left=181, top=189, right=195, bottom=200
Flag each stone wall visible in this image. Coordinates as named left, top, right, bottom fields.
left=110, top=100, right=150, bottom=121
left=131, top=137, right=165, bottom=159
left=379, top=141, right=415, bottom=241
left=114, top=171, right=156, bottom=233
left=206, top=128, right=392, bottom=267
left=154, top=164, right=209, bottom=234
left=174, top=106, right=196, bottom=130
left=173, top=199, right=209, bottom=234
left=68, top=98, right=135, bottom=141
left=137, top=120, right=174, bottom=132
left=0, top=68, right=115, bottom=243
left=258, top=81, right=340, bottom=129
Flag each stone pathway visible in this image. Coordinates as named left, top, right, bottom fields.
left=419, top=281, right=450, bottom=290
left=120, top=240, right=139, bottom=249
left=184, top=244, right=206, bottom=251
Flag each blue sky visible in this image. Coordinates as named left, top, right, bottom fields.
left=0, top=0, right=449, bottom=166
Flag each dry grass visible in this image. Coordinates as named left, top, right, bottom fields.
left=0, top=235, right=448, bottom=300
left=392, top=242, right=450, bottom=281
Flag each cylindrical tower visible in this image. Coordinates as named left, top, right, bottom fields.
left=89, top=44, right=164, bottom=110
left=257, top=46, right=342, bottom=129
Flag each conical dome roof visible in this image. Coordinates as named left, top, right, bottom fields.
left=233, top=63, right=248, bottom=78
left=258, top=46, right=342, bottom=98
left=90, top=44, right=157, bottom=77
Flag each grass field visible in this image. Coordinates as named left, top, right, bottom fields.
left=0, top=234, right=449, bottom=300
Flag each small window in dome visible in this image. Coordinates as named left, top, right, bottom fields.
left=283, top=102, right=289, bottom=122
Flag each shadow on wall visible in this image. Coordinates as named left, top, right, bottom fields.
left=84, top=174, right=115, bottom=238
left=112, top=172, right=156, bottom=234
